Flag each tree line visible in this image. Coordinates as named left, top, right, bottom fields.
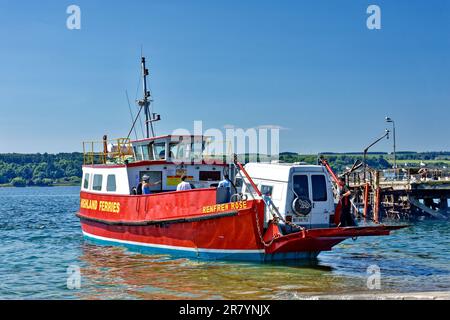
left=280, top=152, right=450, bottom=173
left=0, top=153, right=83, bottom=187
left=0, top=151, right=448, bottom=187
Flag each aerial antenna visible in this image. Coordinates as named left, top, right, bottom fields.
left=133, top=66, right=145, bottom=139
left=137, top=55, right=160, bottom=138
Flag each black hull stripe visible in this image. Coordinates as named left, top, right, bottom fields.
left=76, top=211, right=239, bottom=226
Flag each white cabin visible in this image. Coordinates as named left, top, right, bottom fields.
left=81, top=135, right=228, bottom=195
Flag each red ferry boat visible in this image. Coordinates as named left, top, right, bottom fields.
left=76, top=57, right=405, bottom=261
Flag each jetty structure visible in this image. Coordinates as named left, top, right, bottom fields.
left=318, top=153, right=450, bottom=222
left=317, top=125, right=449, bottom=222
left=75, top=56, right=406, bottom=262
left=345, top=166, right=450, bottom=221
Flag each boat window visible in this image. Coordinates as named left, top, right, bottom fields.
left=92, top=174, right=103, bottom=191
left=169, top=141, right=193, bottom=161
left=293, top=175, right=309, bottom=199
left=134, top=146, right=144, bottom=161
left=260, top=185, right=273, bottom=197
left=311, top=175, right=327, bottom=202
left=169, top=142, right=179, bottom=160
left=147, top=143, right=155, bottom=160
left=142, top=145, right=150, bottom=160
left=106, top=175, right=117, bottom=192
left=199, top=171, right=221, bottom=181
left=191, top=140, right=203, bottom=162
left=154, top=143, right=166, bottom=160
left=83, top=173, right=90, bottom=189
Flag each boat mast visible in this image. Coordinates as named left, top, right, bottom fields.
left=141, top=57, right=153, bottom=138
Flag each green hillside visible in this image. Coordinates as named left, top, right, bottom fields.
left=0, top=151, right=448, bottom=187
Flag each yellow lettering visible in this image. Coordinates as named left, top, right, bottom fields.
left=93, top=200, right=121, bottom=214
left=80, top=198, right=98, bottom=210
left=201, top=201, right=249, bottom=214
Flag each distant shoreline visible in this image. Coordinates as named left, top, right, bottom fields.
left=1, top=152, right=448, bottom=188
left=0, top=183, right=80, bottom=188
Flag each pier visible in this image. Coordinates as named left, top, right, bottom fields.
left=346, top=167, right=450, bottom=221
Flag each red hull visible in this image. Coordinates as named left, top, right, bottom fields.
left=78, top=190, right=405, bottom=261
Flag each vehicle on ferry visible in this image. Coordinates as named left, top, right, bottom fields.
left=76, top=57, right=405, bottom=261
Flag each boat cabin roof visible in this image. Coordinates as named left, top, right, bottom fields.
left=244, top=162, right=328, bottom=183
left=82, top=134, right=226, bottom=168
left=131, top=134, right=209, bottom=145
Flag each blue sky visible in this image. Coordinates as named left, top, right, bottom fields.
left=0, top=0, right=449, bottom=154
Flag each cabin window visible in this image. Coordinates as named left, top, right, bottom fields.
left=169, top=142, right=180, bottom=160
left=92, top=174, right=103, bottom=191
left=199, top=171, right=221, bottom=181
left=147, top=143, right=155, bottom=160
left=106, top=175, right=117, bottom=192
left=134, top=146, right=144, bottom=161
left=260, top=185, right=273, bottom=197
left=83, top=173, right=90, bottom=189
left=311, top=175, right=327, bottom=202
left=134, top=144, right=155, bottom=161
left=169, top=140, right=193, bottom=161
left=142, top=145, right=150, bottom=160
left=293, top=175, right=309, bottom=199
left=154, top=143, right=166, bottom=160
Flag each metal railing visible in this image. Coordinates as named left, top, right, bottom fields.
left=82, top=138, right=134, bottom=165
left=347, top=167, right=450, bottom=186
left=382, top=168, right=450, bottom=183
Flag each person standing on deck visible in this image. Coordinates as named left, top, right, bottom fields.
left=176, top=175, right=192, bottom=191
left=338, top=177, right=356, bottom=227
left=142, top=175, right=161, bottom=195
left=218, top=174, right=232, bottom=202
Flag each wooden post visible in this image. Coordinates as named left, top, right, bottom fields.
left=374, top=188, right=381, bottom=223
left=363, top=182, right=370, bottom=220
left=373, top=171, right=380, bottom=223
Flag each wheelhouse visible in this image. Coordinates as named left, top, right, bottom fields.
left=82, top=135, right=229, bottom=195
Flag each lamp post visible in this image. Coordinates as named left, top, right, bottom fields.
left=385, top=117, right=396, bottom=172
left=363, top=130, right=390, bottom=181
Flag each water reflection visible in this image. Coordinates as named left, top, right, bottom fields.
left=76, top=242, right=362, bottom=300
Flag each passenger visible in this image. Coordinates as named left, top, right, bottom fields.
left=176, top=175, right=192, bottom=191
left=136, top=182, right=143, bottom=195
left=218, top=174, right=231, bottom=202
left=338, top=177, right=356, bottom=227
left=142, top=175, right=162, bottom=195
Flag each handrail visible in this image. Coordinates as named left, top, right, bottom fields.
left=82, top=137, right=133, bottom=165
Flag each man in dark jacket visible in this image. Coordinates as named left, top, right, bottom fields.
left=339, top=177, right=356, bottom=227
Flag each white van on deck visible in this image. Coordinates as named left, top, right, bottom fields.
left=241, top=162, right=336, bottom=229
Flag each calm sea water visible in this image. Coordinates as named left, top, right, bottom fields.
left=0, top=186, right=449, bottom=300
